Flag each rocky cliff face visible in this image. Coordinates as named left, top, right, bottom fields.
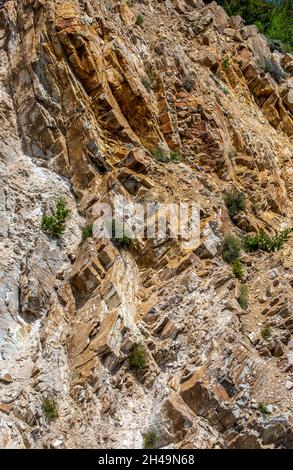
left=0, top=0, right=293, bottom=449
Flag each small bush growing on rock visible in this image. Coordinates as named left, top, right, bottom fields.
left=222, top=235, right=241, bottom=263
left=258, top=403, right=271, bottom=416
left=258, top=57, right=288, bottom=83
left=43, top=396, right=58, bottom=423
left=242, top=228, right=293, bottom=253
left=126, top=0, right=133, bottom=7
left=170, top=150, right=181, bottom=162
left=224, top=191, right=246, bottom=218
left=238, top=284, right=249, bottom=310
left=41, top=198, right=70, bottom=238
left=222, top=57, right=230, bottom=69
left=222, top=86, right=229, bottom=95
left=261, top=325, right=272, bottom=341
left=136, top=14, right=144, bottom=26
left=111, top=220, right=132, bottom=248
left=232, top=259, right=244, bottom=279
left=143, top=431, right=158, bottom=449
left=152, top=147, right=169, bottom=163
left=82, top=225, right=93, bottom=241
left=129, top=343, right=148, bottom=370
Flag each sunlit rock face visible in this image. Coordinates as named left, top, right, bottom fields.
left=0, top=0, right=292, bottom=449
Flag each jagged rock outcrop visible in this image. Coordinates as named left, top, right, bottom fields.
left=0, top=0, right=292, bottom=449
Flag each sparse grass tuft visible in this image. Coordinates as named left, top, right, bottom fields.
left=232, top=259, right=244, bottom=279
left=258, top=403, right=271, bottom=416
left=170, top=150, right=182, bottom=162
left=43, top=396, right=58, bottom=423
left=82, top=225, right=93, bottom=241
left=238, top=284, right=249, bottom=310
left=143, top=431, right=158, bottom=449
left=222, top=57, right=230, bottom=69
left=224, top=191, right=246, bottom=218
left=152, top=147, right=169, bottom=163
left=129, top=343, right=148, bottom=370
left=261, top=325, right=272, bottom=341
left=222, top=235, right=241, bottom=263
left=136, top=14, right=144, bottom=26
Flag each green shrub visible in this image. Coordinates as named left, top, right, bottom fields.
left=170, top=150, right=181, bottom=162
left=82, top=225, right=93, bottom=241
left=261, top=325, right=272, bottom=341
left=238, top=284, right=249, bottom=310
left=41, top=199, right=70, bottom=238
left=222, top=235, right=241, bottom=263
left=222, top=86, right=229, bottom=95
left=258, top=403, right=271, bottom=416
left=222, top=57, right=230, bottom=69
left=126, top=0, right=133, bottom=6
left=43, top=396, right=58, bottom=423
left=111, top=220, right=132, bottom=247
left=152, top=147, right=169, bottom=163
left=242, top=228, right=293, bottom=253
left=129, top=343, right=148, bottom=370
left=232, top=259, right=244, bottom=279
left=143, top=431, right=158, bottom=449
left=224, top=191, right=246, bottom=217
left=136, top=14, right=144, bottom=26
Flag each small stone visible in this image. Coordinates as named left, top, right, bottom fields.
left=285, top=380, right=293, bottom=390
left=0, top=403, right=12, bottom=414
left=0, top=373, right=13, bottom=384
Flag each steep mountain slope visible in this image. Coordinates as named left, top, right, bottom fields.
left=0, top=0, right=292, bottom=449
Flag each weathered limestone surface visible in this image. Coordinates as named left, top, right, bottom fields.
left=0, top=0, right=292, bottom=449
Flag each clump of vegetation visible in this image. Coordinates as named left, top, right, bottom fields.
left=126, top=0, right=133, bottom=7
left=261, top=324, right=272, bottom=341
left=129, top=343, right=148, bottom=370
left=152, top=147, right=169, bottom=163
left=258, top=403, right=271, bottom=416
left=111, top=220, right=132, bottom=247
left=222, top=235, right=241, bottom=263
left=222, top=57, right=230, bottom=69
left=242, top=228, right=293, bottom=253
left=238, top=284, right=249, bottom=310
left=41, top=198, right=70, bottom=238
left=232, top=259, right=244, bottom=279
left=136, top=14, right=144, bottom=26
left=170, top=150, right=182, bottom=162
left=222, top=86, right=229, bottom=95
left=43, top=396, right=58, bottom=423
left=257, top=57, right=288, bottom=84
left=143, top=431, right=158, bottom=449
left=82, top=224, right=93, bottom=241
left=224, top=190, right=246, bottom=218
